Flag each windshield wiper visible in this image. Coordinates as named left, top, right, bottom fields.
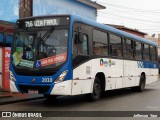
left=36, top=27, right=54, bottom=47
left=41, top=27, right=54, bottom=42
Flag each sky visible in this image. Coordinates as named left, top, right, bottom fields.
left=92, top=0, right=160, bottom=37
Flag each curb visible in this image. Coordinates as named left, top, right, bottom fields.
left=0, top=96, right=45, bottom=105
left=0, top=88, right=10, bottom=92
left=0, top=95, right=12, bottom=99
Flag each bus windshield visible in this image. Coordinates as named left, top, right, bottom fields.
left=12, top=27, right=68, bottom=69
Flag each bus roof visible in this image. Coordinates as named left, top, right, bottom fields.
left=70, top=15, right=158, bottom=47
left=17, top=14, right=157, bottom=47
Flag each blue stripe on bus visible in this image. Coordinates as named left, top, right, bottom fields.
left=137, top=61, right=158, bottom=68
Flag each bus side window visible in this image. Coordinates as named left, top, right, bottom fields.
left=73, top=32, right=89, bottom=55
left=150, top=46, right=157, bottom=61
left=143, top=44, right=150, bottom=61
left=109, top=34, right=122, bottom=58
left=73, top=31, right=78, bottom=54
left=123, top=39, right=134, bottom=59
left=134, top=42, right=142, bottom=60
left=93, top=29, right=108, bottom=56
left=82, top=34, right=89, bottom=55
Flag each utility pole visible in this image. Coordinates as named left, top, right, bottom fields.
left=19, top=0, right=33, bottom=18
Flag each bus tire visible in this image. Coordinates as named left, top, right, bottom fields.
left=137, top=75, right=145, bottom=92
left=132, top=75, right=145, bottom=92
left=86, top=77, right=102, bottom=101
left=131, top=75, right=145, bottom=92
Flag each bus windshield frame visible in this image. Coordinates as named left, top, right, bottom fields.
left=11, top=16, right=70, bottom=76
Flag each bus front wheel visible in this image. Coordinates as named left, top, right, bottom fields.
left=86, top=77, right=102, bottom=101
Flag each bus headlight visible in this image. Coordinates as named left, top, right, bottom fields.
left=10, top=71, right=16, bottom=82
left=55, top=70, right=68, bottom=83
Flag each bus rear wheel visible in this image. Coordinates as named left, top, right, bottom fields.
left=131, top=75, right=145, bottom=92
left=137, top=75, right=145, bottom=92
left=86, top=77, right=102, bottom=101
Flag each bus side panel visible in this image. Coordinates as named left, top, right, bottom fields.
left=137, top=61, right=158, bottom=85
left=147, top=63, right=158, bottom=84
left=71, top=79, right=93, bottom=95
left=72, top=60, right=93, bottom=95
left=124, top=60, right=142, bottom=87
left=72, top=58, right=124, bottom=94
left=124, top=60, right=158, bottom=87
left=106, top=78, right=116, bottom=90
left=10, top=80, right=19, bottom=92
left=50, top=80, right=72, bottom=95
left=114, top=59, right=123, bottom=89
left=91, top=58, right=123, bottom=90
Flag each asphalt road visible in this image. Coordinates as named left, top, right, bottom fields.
left=1, top=80, right=160, bottom=120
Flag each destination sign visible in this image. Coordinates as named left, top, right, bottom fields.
left=25, top=18, right=60, bottom=28
left=17, top=16, right=70, bottom=29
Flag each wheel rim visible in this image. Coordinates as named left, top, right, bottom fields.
left=141, top=81, right=145, bottom=90
left=93, top=83, right=100, bottom=97
left=140, top=75, right=145, bottom=90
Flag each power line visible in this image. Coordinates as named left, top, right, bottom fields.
left=96, top=1, right=160, bottom=34
left=98, top=11, right=160, bottom=24
left=98, top=2, right=160, bottom=13
left=140, top=28, right=160, bottom=30
left=98, top=14, right=160, bottom=29
left=97, top=2, right=160, bottom=20
left=97, top=14, right=160, bottom=33
left=101, top=9, right=160, bottom=20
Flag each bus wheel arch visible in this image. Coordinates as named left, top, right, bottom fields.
left=132, top=72, right=146, bottom=92
left=86, top=72, right=105, bottom=101
left=96, top=72, right=106, bottom=93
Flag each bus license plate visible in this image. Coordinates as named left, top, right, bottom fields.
left=28, top=90, right=38, bottom=94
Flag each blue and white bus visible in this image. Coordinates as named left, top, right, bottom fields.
left=10, top=15, right=158, bottom=101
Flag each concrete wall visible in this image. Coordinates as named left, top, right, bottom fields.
left=33, top=0, right=96, bottom=20
left=0, top=0, right=97, bottom=22
left=0, top=0, right=19, bottom=22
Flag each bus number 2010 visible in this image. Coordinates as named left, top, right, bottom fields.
left=42, top=78, right=53, bottom=83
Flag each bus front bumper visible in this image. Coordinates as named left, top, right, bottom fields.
left=10, top=80, right=73, bottom=95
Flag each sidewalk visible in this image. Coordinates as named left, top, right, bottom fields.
left=0, top=90, right=44, bottom=105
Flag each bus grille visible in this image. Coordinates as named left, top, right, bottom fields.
left=18, top=85, right=50, bottom=94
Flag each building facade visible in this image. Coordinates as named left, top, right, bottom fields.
left=33, top=0, right=105, bottom=21
left=107, top=24, right=147, bottom=38
left=1, top=0, right=105, bottom=22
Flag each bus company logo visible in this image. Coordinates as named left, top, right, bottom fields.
left=100, top=59, right=112, bottom=67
